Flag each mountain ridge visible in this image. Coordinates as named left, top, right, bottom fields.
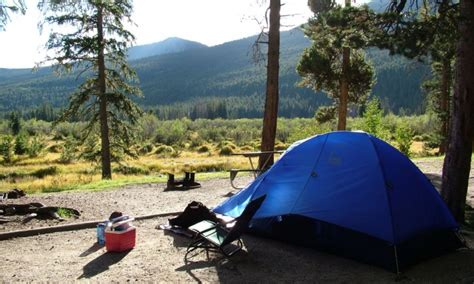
left=0, top=28, right=430, bottom=118
left=127, top=37, right=208, bottom=61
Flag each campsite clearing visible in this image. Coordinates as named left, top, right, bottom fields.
left=0, top=158, right=473, bottom=282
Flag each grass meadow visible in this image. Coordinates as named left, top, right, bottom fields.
left=0, top=115, right=444, bottom=194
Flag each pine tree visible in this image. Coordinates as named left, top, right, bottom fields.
left=8, top=111, right=21, bottom=135
left=39, top=0, right=143, bottom=179
left=297, top=6, right=375, bottom=126
left=0, top=0, right=25, bottom=31
left=375, top=0, right=474, bottom=223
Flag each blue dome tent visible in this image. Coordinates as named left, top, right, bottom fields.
left=214, top=131, right=464, bottom=272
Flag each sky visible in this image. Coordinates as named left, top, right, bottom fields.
left=0, top=0, right=314, bottom=69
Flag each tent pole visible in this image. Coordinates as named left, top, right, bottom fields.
left=393, top=245, right=400, bottom=274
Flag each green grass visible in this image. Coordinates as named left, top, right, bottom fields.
left=57, top=207, right=79, bottom=218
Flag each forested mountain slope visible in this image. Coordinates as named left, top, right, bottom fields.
left=0, top=28, right=430, bottom=118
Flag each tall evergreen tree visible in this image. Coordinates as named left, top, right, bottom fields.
left=0, top=0, right=25, bottom=30
left=39, top=0, right=143, bottom=179
left=422, top=8, right=457, bottom=154
left=376, top=0, right=473, bottom=223
left=8, top=111, right=21, bottom=135
left=297, top=5, right=375, bottom=123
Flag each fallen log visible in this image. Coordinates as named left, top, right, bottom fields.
left=0, top=211, right=181, bottom=241
left=0, top=188, right=25, bottom=200
left=0, top=203, right=80, bottom=221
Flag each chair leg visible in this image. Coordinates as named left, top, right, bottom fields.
left=221, top=238, right=243, bottom=257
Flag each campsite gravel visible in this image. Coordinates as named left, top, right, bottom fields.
left=0, top=159, right=473, bottom=283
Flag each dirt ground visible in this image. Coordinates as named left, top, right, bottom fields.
left=0, top=159, right=473, bottom=283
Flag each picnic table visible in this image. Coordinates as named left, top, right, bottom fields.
left=229, top=150, right=284, bottom=189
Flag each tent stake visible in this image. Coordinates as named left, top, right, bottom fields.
left=393, top=245, right=400, bottom=274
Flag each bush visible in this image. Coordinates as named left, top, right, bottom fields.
left=15, top=132, right=29, bottom=155
left=48, top=143, right=64, bottom=153
left=219, top=145, right=234, bottom=156
left=31, top=166, right=58, bottom=178
left=155, top=145, right=176, bottom=158
left=0, top=135, right=15, bottom=163
left=138, top=143, right=154, bottom=155
left=28, top=136, right=45, bottom=158
left=154, top=119, right=188, bottom=145
left=138, top=113, right=160, bottom=142
left=23, top=119, right=52, bottom=136
left=240, top=145, right=255, bottom=152
left=362, top=98, right=384, bottom=137
left=274, top=142, right=288, bottom=151
left=197, top=145, right=211, bottom=153
left=115, top=165, right=150, bottom=175
left=54, top=122, right=85, bottom=140
left=395, top=121, right=414, bottom=157
left=59, top=136, right=77, bottom=163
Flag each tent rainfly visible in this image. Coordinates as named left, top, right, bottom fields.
left=214, top=131, right=464, bottom=272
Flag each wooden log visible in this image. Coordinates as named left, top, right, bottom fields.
left=0, top=211, right=181, bottom=241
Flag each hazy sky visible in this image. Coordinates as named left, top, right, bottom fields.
left=0, top=0, right=314, bottom=69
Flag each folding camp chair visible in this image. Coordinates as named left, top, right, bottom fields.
left=185, top=195, right=266, bottom=258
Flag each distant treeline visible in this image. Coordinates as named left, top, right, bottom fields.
left=0, top=29, right=431, bottom=118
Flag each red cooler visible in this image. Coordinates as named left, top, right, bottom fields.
left=105, top=226, right=136, bottom=252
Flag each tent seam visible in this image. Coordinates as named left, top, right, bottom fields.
left=288, top=133, right=329, bottom=215
left=367, top=134, right=398, bottom=245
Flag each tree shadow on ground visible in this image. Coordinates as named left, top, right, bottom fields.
left=77, top=250, right=130, bottom=279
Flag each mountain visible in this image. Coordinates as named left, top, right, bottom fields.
left=127, top=37, right=207, bottom=60
left=0, top=28, right=430, bottom=119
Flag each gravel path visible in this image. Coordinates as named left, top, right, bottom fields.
left=0, top=160, right=473, bottom=282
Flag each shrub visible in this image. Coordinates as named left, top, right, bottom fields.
left=395, top=121, right=414, bottom=157
left=59, top=136, right=77, bottom=163
left=48, top=143, right=64, bottom=153
left=28, top=136, right=45, bottom=158
left=15, top=132, right=29, bottom=155
left=0, top=135, right=15, bottom=163
left=219, top=145, right=234, bottom=156
left=155, top=145, right=176, bottom=158
left=217, top=140, right=237, bottom=149
left=23, top=119, right=52, bottom=136
left=197, top=145, right=211, bottom=153
left=139, top=143, right=154, bottom=155
left=361, top=97, right=387, bottom=138
left=274, top=142, right=288, bottom=151
left=31, top=166, right=58, bottom=178
left=115, top=165, right=150, bottom=175
left=240, top=145, right=255, bottom=152
left=54, top=122, right=85, bottom=140
left=138, top=113, right=160, bottom=141
left=154, top=119, right=188, bottom=145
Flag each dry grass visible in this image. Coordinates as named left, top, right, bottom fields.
left=0, top=149, right=262, bottom=194
left=0, top=137, right=433, bottom=194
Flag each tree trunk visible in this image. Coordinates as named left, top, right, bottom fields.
left=258, top=0, right=280, bottom=170
left=439, top=58, right=452, bottom=154
left=97, top=6, right=112, bottom=179
left=337, top=0, right=351, bottom=131
left=441, top=0, right=474, bottom=223
left=338, top=47, right=350, bottom=131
